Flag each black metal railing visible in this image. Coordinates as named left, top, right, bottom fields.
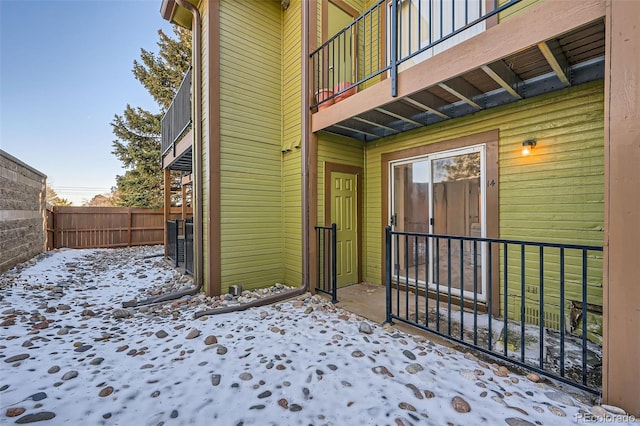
left=166, top=220, right=179, bottom=267
left=184, top=219, right=194, bottom=276
left=161, top=68, right=192, bottom=156
left=315, top=224, right=338, bottom=303
left=311, top=0, right=521, bottom=109
left=384, top=226, right=604, bottom=394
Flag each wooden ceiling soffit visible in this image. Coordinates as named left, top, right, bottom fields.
left=481, top=60, right=523, bottom=100
left=438, top=77, right=483, bottom=110
left=538, top=40, right=571, bottom=87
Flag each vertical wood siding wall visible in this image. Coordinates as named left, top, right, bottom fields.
left=218, top=0, right=284, bottom=291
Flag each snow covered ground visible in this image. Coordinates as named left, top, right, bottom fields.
left=0, top=246, right=636, bottom=425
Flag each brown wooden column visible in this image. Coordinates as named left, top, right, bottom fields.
left=603, top=0, right=640, bottom=415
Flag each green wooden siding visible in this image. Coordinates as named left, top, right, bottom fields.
left=316, top=135, right=365, bottom=284
left=317, top=134, right=365, bottom=226
left=218, top=0, right=283, bottom=292
left=282, top=0, right=303, bottom=285
left=364, top=81, right=604, bottom=336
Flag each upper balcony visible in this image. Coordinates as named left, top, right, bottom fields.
left=311, top=0, right=606, bottom=141
left=161, top=68, right=193, bottom=171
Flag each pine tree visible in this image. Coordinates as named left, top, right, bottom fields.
left=111, top=26, right=191, bottom=208
left=46, top=186, right=72, bottom=206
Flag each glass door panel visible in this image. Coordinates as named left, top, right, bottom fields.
left=391, top=147, right=485, bottom=301
left=392, top=161, right=429, bottom=283
left=431, top=151, right=483, bottom=298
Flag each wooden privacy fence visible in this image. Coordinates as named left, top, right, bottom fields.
left=46, top=206, right=190, bottom=250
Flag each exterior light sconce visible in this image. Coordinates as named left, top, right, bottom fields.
left=522, top=139, right=536, bottom=156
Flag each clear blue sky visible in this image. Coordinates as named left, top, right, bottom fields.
left=0, top=0, right=174, bottom=205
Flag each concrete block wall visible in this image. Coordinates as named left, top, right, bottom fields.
left=0, top=149, right=47, bottom=273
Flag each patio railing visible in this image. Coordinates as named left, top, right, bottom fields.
left=384, top=226, right=604, bottom=394
left=315, top=224, right=338, bottom=303
left=311, top=0, right=521, bottom=109
left=161, top=68, right=192, bottom=156
left=166, top=220, right=179, bottom=267
left=184, top=219, right=194, bottom=276
left=166, top=219, right=193, bottom=276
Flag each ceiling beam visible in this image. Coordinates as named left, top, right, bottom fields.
left=438, top=77, right=483, bottom=110
left=333, top=123, right=380, bottom=140
left=538, top=40, right=571, bottom=87
left=481, top=60, right=523, bottom=99
left=374, top=107, right=422, bottom=127
left=402, top=93, right=450, bottom=119
left=352, top=116, right=399, bottom=133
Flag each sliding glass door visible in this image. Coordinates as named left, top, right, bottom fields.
left=390, top=145, right=486, bottom=301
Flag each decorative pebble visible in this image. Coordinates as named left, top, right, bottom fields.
left=399, top=402, right=416, bottom=411
left=204, top=335, right=218, bottom=345
left=99, top=386, right=114, bottom=397
left=278, top=398, right=289, bottom=409
left=211, top=374, right=221, bottom=386
left=239, top=372, right=253, bottom=381
left=30, top=392, right=47, bottom=401
left=6, top=407, right=26, bottom=417
left=505, top=418, right=536, bottom=426
left=258, top=390, right=272, bottom=399
left=155, top=330, right=168, bottom=339
left=547, top=405, right=566, bottom=417
left=351, top=350, right=365, bottom=358
left=4, top=354, right=29, bottom=363
left=186, top=329, right=200, bottom=339
left=358, top=322, right=373, bottom=334
left=48, top=365, right=60, bottom=374
left=406, top=363, right=424, bottom=374
left=402, top=350, right=416, bottom=360
left=61, top=370, right=78, bottom=380
left=526, top=373, right=540, bottom=382
left=372, top=366, right=394, bottom=377
left=451, top=396, right=471, bottom=413
left=15, top=412, right=56, bottom=423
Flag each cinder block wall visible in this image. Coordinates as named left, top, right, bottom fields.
left=0, top=150, right=47, bottom=273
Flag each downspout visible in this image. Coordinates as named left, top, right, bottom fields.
left=192, top=0, right=311, bottom=318
left=125, top=0, right=203, bottom=308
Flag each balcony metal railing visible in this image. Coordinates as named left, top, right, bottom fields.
left=311, top=0, right=521, bottom=109
left=161, top=68, right=192, bottom=156
left=384, top=226, right=604, bottom=394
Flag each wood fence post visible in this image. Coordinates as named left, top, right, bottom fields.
left=127, top=209, right=133, bottom=247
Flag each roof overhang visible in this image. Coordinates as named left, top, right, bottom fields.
left=160, top=0, right=198, bottom=29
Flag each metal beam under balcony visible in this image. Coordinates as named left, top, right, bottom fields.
left=311, top=0, right=606, bottom=142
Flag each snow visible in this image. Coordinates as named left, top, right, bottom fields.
left=0, top=247, right=636, bottom=425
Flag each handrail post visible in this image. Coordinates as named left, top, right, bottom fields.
left=385, top=225, right=392, bottom=324
left=331, top=223, right=338, bottom=303
left=390, top=0, right=398, bottom=97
